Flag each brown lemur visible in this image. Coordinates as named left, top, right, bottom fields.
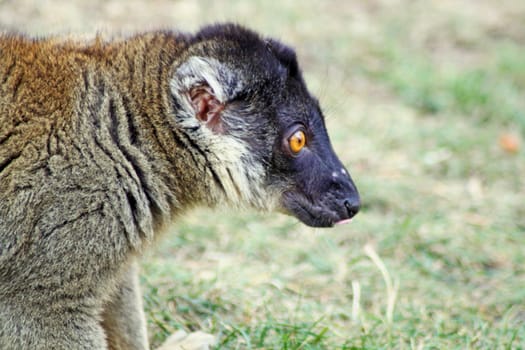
left=0, top=23, right=360, bottom=349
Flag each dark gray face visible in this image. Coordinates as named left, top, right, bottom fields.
left=230, top=35, right=360, bottom=228
left=268, top=81, right=360, bottom=228
left=233, top=36, right=361, bottom=228
left=174, top=24, right=360, bottom=227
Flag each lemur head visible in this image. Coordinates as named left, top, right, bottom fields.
left=170, top=23, right=360, bottom=227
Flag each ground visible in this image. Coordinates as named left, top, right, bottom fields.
left=1, top=0, right=524, bottom=348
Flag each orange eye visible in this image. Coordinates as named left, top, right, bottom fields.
left=288, top=130, right=306, bottom=154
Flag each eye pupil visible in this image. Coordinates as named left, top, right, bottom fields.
left=289, top=130, right=306, bottom=154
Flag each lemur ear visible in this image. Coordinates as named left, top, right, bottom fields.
left=171, top=56, right=239, bottom=134
left=188, top=84, right=224, bottom=133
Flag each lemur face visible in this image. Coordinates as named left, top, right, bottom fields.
left=265, top=60, right=360, bottom=227
left=270, top=91, right=360, bottom=228
left=171, top=24, right=360, bottom=227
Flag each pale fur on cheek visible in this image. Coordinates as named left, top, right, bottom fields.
left=170, top=56, right=277, bottom=211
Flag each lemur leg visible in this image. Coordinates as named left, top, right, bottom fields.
left=101, top=260, right=149, bottom=350
left=100, top=260, right=215, bottom=350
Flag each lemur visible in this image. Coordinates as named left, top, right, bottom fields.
left=0, top=23, right=360, bottom=349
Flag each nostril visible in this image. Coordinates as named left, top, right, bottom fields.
left=344, top=199, right=360, bottom=219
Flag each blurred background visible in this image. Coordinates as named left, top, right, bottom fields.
left=1, top=0, right=524, bottom=348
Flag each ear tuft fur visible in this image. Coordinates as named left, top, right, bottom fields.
left=170, top=56, right=241, bottom=133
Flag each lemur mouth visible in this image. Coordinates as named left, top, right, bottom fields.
left=281, top=192, right=358, bottom=228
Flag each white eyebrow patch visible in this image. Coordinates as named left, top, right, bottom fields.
left=341, top=168, right=347, bottom=175
left=332, top=171, right=338, bottom=178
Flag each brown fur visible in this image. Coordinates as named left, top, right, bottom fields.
left=0, top=31, right=231, bottom=350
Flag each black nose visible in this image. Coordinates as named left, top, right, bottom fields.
left=344, top=199, right=360, bottom=219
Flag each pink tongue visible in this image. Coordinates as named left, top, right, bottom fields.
left=335, top=218, right=352, bottom=225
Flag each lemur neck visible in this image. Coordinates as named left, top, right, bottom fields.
left=100, top=33, right=224, bottom=229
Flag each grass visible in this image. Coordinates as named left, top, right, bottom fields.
left=369, top=42, right=525, bottom=133
left=2, top=0, right=524, bottom=348
left=142, top=1, right=525, bottom=348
